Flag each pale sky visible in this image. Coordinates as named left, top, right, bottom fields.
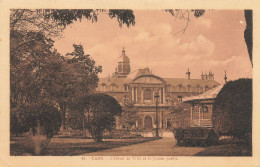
left=54, top=10, right=252, bottom=83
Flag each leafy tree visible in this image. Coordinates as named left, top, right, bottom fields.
left=84, top=93, right=122, bottom=142
left=244, top=10, right=253, bottom=66
left=15, top=100, right=61, bottom=139
left=10, top=30, right=54, bottom=116
left=118, top=102, right=138, bottom=131
left=167, top=103, right=191, bottom=129
left=10, top=109, right=28, bottom=137
left=10, top=9, right=134, bottom=131
left=60, top=44, right=102, bottom=130
left=212, top=78, right=252, bottom=140
left=165, top=9, right=206, bottom=36
left=10, top=30, right=63, bottom=153
left=10, top=9, right=135, bottom=37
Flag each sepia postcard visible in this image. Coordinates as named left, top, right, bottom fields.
left=0, top=0, right=260, bottom=167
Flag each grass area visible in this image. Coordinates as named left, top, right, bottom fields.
left=194, top=143, right=251, bottom=156
left=10, top=136, right=159, bottom=156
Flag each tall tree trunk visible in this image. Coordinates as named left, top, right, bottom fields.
left=244, top=10, right=253, bottom=66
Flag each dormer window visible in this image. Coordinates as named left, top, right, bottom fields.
left=178, top=84, right=183, bottom=91
left=187, top=84, right=191, bottom=92
left=101, top=83, right=106, bottom=91
left=196, top=85, right=200, bottom=93
left=205, top=85, right=209, bottom=92
left=111, top=83, right=116, bottom=91
left=166, top=84, right=171, bottom=92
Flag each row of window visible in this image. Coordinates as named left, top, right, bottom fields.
left=100, top=84, right=212, bottom=93
left=100, top=84, right=128, bottom=92
left=167, top=85, right=210, bottom=93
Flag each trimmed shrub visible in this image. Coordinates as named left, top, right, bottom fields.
left=212, top=78, right=252, bottom=140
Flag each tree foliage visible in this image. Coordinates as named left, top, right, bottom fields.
left=165, top=9, right=205, bottom=36
left=167, top=103, right=191, bottom=129
left=84, top=93, right=122, bottom=142
left=10, top=9, right=133, bottom=140
left=10, top=29, right=63, bottom=145
left=212, top=78, right=252, bottom=139
left=10, top=9, right=135, bottom=37
left=118, top=102, right=138, bottom=130
left=57, top=44, right=102, bottom=130
left=165, top=9, right=205, bottom=18
left=244, top=10, right=253, bottom=66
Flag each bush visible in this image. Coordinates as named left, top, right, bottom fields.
left=167, top=103, right=191, bottom=129
left=212, top=78, right=252, bottom=140
left=84, top=93, right=122, bottom=142
left=173, top=127, right=219, bottom=147
left=10, top=100, right=61, bottom=154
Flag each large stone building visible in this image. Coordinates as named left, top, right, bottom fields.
left=96, top=48, right=219, bottom=130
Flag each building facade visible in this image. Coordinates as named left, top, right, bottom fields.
left=182, top=84, right=224, bottom=128
left=96, top=48, right=220, bottom=130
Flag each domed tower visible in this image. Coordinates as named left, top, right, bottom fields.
left=117, top=47, right=131, bottom=78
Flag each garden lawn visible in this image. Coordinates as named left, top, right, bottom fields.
left=194, top=144, right=251, bottom=156
left=10, top=136, right=158, bottom=156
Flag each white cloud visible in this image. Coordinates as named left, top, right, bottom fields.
left=177, top=34, right=215, bottom=57
left=53, top=11, right=251, bottom=81
left=196, top=18, right=212, bottom=30
left=134, top=31, right=150, bottom=41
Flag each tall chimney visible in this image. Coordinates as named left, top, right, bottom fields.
left=186, top=68, right=191, bottom=79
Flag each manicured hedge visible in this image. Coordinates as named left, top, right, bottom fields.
left=212, top=78, right=252, bottom=139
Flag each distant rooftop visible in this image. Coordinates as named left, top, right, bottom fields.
left=182, top=84, right=224, bottom=102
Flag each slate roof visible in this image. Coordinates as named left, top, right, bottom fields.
left=182, top=84, right=224, bottom=102
left=163, top=78, right=219, bottom=87
left=99, top=77, right=132, bottom=86
left=97, top=67, right=220, bottom=93
left=98, top=74, right=219, bottom=87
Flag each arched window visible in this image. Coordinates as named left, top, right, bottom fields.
left=144, top=89, right=152, bottom=100
left=144, top=115, right=153, bottom=129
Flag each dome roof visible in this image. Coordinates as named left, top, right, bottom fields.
left=118, top=55, right=130, bottom=63
left=118, top=47, right=130, bottom=63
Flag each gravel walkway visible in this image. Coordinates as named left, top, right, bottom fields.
left=81, top=137, right=205, bottom=156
